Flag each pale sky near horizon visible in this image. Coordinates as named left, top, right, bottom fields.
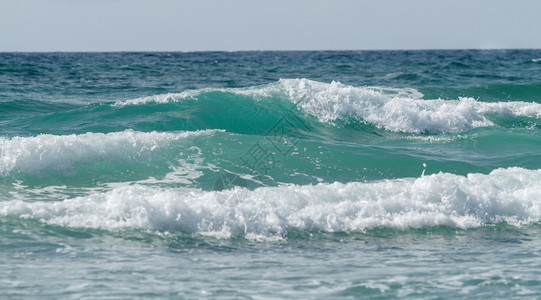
left=1, top=0, right=540, bottom=52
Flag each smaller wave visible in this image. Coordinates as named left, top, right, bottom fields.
left=532, top=58, right=541, bottom=62
left=0, top=129, right=220, bottom=176
left=3, top=167, right=541, bottom=240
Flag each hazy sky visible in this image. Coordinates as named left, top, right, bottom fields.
left=1, top=0, right=540, bottom=51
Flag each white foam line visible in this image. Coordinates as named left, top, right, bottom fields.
left=113, top=84, right=281, bottom=107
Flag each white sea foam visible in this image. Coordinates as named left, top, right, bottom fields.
left=0, top=129, right=219, bottom=175
left=113, top=84, right=280, bottom=106
left=3, top=167, right=541, bottom=240
left=405, top=134, right=474, bottom=143
left=282, top=79, right=541, bottom=134
left=113, top=90, right=201, bottom=106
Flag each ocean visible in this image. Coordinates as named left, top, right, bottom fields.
left=2, top=50, right=541, bottom=298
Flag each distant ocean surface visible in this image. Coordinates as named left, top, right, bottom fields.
left=2, top=50, right=541, bottom=298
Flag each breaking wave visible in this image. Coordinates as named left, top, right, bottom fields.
left=3, top=167, right=541, bottom=240
left=113, top=79, right=541, bottom=134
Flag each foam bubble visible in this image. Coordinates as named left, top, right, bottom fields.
left=0, top=129, right=220, bottom=176
left=3, top=167, right=541, bottom=240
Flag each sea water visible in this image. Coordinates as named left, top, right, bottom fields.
left=2, top=50, right=541, bottom=298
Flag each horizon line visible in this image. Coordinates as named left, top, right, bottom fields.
left=1, top=47, right=541, bottom=54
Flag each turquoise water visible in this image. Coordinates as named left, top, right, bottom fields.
left=2, top=50, right=541, bottom=298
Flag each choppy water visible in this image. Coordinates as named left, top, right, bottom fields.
left=2, top=50, right=541, bottom=298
